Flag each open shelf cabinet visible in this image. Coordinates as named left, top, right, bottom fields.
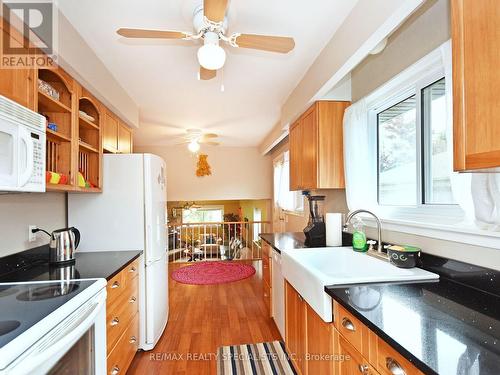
left=76, top=88, right=102, bottom=192
left=36, top=67, right=103, bottom=192
left=37, top=68, right=75, bottom=191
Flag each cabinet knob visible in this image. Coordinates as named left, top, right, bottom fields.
left=110, top=317, right=120, bottom=326
left=341, top=317, right=356, bottom=332
left=358, top=364, right=369, bottom=374
left=129, top=336, right=137, bottom=344
left=129, top=266, right=136, bottom=272
left=111, top=281, right=120, bottom=289
left=386, top=357, right=406, bottom=375
left=129, top=296, right=137, bottom=303
left=110, top=366, right=120, bottom=375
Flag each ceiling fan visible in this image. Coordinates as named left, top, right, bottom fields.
left=116, top=0, right=295, bottom=80
left=178, top=129, right=220, bottom=152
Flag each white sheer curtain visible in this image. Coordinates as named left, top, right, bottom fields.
left=343, top=99, right=378, bottom=211
left=273, top=151, right=295, bottom=212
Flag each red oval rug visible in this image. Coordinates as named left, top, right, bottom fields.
left=171, top=262, right=256, bottom=285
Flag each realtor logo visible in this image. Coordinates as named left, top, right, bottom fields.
left=0, top=0, right=58, bottom=68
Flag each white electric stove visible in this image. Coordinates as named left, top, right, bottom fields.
left=0, top=278, right=107, bottom=375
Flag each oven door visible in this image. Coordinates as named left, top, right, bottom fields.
left=0, top=119, right=19, bottom=189
left=7, top=290, right=106, bottom=375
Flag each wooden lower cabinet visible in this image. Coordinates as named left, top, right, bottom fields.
left=106, top=259, right=140, bottom=375
left=262, top=242, right=272, bottom=317
left=305, top=303, right=336, bottom=375
left=284, top=281, right=423, bottom=375
left=285, top=282, right=307, bottom=375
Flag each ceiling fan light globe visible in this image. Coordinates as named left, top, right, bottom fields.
left=197, top=44, right=226, bottom=70
left=188, top=140, right=200, bottom=153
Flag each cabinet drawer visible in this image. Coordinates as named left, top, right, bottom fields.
left=107, top=313, right=139, bottom=375
left=338, top=334, right=378, bottom=375
left=107, top=276, right=139, bottom=352
left=377, top=338, right=423, bottom=375
left=106, top=259, right=139, bottom=305
left=336, top=304, right=364, bottom=355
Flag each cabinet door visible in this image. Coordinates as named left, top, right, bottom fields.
left=306, top=303, right=335, bottom=375
left=0, top=23, right=35, bottom=109
left=118, top=123, right=132, bottom=153
left=285, top=282, right=306, bottom=375
left=289, top=121, right=303, bottom=191
left=452, top=0, right=500, bottom=170
left=338, top=334, right=377, bottom=375
left=103, top=111, right=118, bottom=152
left=301, top=106, right=318, bottom=190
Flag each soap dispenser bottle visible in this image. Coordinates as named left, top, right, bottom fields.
left=352, top=218, right=368, bottom=252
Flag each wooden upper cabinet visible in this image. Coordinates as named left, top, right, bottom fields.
left=0, top=19, right=36, bottom=110
left=118, top=122, right=132, bottom=153
left=103, top=110, right=119, bottom=152
left=289, top=101, right=350, bottom=191
left=452, top=0, right=500, bottom=171
left=301, top=107, right=318, bottom=190
left=289, top=121, right=303, bottom=191
left=103, top=109, right=133, bottom=154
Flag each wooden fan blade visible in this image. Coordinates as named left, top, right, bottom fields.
left=200, top=66, right=217, bottom=80
left=204, top=0, right=228, bottom=22
left=234, top=34, right=295, bottom=53
left=200, top=133, right=218, bottom=140
left=117, top=28, right=189, bottom=39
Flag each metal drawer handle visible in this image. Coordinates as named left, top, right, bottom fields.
left=110, top=317, right=120, bottom=326
left=111, top=281, right=120, bottom=289
left=110, top=366, right=120, bottom=375
left=130, top=266, right=136, bottom=272
left=129, top=296, right=137, bottom=303
left=358, top=364, right=369, bottom=374
left=341, top=317, right=356, bottom=332
left=130, top=336, right=137, bottom=344
left=386, top=357, right=406, bottom=375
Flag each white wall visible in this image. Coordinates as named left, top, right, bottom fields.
left=0, top=193, right=66, bottom=256
left=57, top=12, right=139, bottom=128
left=134, top=145, right=273, bottom=202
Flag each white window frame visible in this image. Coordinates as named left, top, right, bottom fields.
left=181, top=205, right=225, bottom=224
left=366, top=47, right=463, bottom=224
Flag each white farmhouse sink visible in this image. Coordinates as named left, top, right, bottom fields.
left=281, top=247, right=439, bottom=322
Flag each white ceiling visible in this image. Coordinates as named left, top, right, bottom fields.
left=59, top=0, right=357, bottom=147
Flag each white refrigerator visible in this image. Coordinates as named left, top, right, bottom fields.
left=68, top=153, right=168, bottom=350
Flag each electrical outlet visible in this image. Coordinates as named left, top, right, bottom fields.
left=28, top=225, right=37, bottom=242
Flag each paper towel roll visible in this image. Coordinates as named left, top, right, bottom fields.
left=325, top=213, right=343, bottom=246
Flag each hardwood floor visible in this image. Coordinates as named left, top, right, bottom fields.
left=127, top=260, right=282, bottom=375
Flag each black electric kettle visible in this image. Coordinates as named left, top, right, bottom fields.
left=48, top=227, right=81, bottom=264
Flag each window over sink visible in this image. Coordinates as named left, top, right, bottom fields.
left=376, top=77, right=455, bottom=207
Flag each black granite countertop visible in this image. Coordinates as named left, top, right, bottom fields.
left=262, top=232, right=500, bottom=374
left=325, top=256, right=500, bottom=375
left=0, top=246, right=142, bottom=282
left=260, top=232, right=307, bottom=253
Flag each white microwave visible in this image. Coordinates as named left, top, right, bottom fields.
left=0, top=95, right=46, bottom=192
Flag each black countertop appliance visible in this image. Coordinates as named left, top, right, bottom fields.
left=303, top=193, right=326, bottom=247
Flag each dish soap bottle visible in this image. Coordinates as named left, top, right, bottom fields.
left=352, top=218, right=368, bottom=252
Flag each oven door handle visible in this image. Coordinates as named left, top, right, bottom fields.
left=18, top=126, right=34, bottom=187
left=8, top=291, right=106, bottom=375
